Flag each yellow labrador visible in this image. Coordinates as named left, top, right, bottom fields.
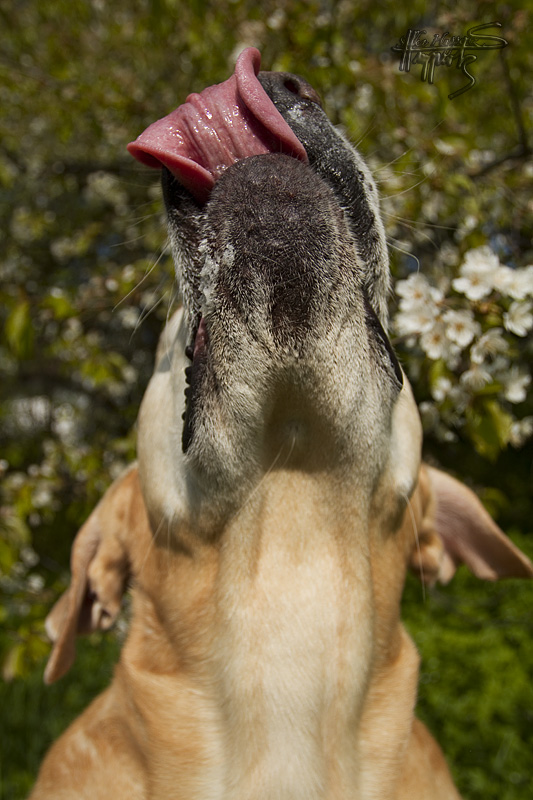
left=31, top=48, right=532, bottom=799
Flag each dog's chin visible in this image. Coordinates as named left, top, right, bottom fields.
left=161, top=154, right=406, bottom=506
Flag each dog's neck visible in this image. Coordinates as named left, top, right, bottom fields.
left=132, top=309, right=423, bottom=797
left=125, top=463, right=420, bottom=800
left=208, top=470, right=373, bottom=795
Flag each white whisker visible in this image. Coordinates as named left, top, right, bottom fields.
left=387, top=240, right=421, bottom=272
left=113, top=243, right=171, bottom=312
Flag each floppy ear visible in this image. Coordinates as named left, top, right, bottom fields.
left=410, top=465, right=533, bottom=586
left=44, top=465, right=142, bottom=684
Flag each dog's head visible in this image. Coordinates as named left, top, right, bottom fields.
left=129, top=48, right=419, bottom=528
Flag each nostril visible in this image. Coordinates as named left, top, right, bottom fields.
left=281, top=75, right=322, bottom=107
left=283, top=77, right=301, bottom=95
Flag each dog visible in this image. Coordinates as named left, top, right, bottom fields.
left=30, top=48, right=533, bottom=799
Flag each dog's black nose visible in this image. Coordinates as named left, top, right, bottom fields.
left=258, top=71, right=323, bottom=109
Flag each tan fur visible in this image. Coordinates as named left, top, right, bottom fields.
left=30, top=447, right=532, bottom=799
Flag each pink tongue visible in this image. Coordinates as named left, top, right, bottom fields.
left=127, top=48, right=307, bottom=201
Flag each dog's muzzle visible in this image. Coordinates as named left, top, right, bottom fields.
left=128, top=48, right=400, bottom=459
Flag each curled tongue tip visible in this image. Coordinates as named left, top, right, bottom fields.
left=235, top=46, right=262, bottom=78
left=126, top=141, right=160, bottom=169
left=127, top=46, right=307, bottom=200
left=234, top=47, right=308, bottom=164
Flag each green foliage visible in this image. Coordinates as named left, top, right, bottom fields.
left=1, top=0, right=532, bottom=797
left=402, top=532, right=533, bottom=799
left=5, top=301, right=35, bottom=361
left=465, top=399, right=515, bottom=461
left=0, top=635, right=121, bottom=800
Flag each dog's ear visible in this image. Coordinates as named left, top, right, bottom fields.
left=44, top=465, right=144, bottom=684
left=409, top=465, right=533, bottom=586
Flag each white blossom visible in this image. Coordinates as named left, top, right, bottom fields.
left=392, top=252, right=531, bottom=451
left=470, top=327, right=508, bottom=364
left=122, top=365, right=138, bottom=384
left=20, top=547, right=39, bottom=567
left=437, top=242, right=459, bottom=267
left=32, top=486, right=53, bottom=508
left=501, top=367, right=531, bottom=404
left=494, top=265, right=533, bottom=300
left=452, top=246, right=499, bottom=300
left=105, top=278, right=119, bottom=292
left=503, top=301, right=533, bottom=337
left=420, top=319, right=460, bottom=363
left=509, top=417, right=533, bottom=447
left=396, top=273, right=443, bottom=309
left=267, top=8, right=286, bottom=29
left=447, top=384, right=470, bottom=413
left=431, top=376, right=453, bottom=402
left=394, top=305, right=440, bottom=336
left=118, top=306, right=140, bottom=329
left=62, top=317, right=83, bottom=342
left=455, top=214, right=478, bottom=240
left=460, top=363, right=492, bottom=391
left=441, top=427, right=459, bottom=442
left=489, top=355, right=513, bottom=378
left=394, top=274, right=443, bottom=336
left=419, top=400, right=439, bottom=431
left=525, top=266, right=533, bottom=295
left=443, top=309, right=481, bottom=348
left=28, top=574, right=45, bottom=592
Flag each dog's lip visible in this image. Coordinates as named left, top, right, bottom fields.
left=182, top=317, right=209, bottom=453
left=127, top=48, right=308, bottom=202
left=185, top=316, right=206, bottom=361
left=192, top=317, right=208, bottom=361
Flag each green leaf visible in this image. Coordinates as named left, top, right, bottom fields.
left=465, top=400, right=513, bottom=461
left=44, top=293, right=76, bottom=320
left=4, top=301, right=35, bottom=360
left=0, top=538, right=17, bottom=575
left=429, top=359, right=449, bottom=386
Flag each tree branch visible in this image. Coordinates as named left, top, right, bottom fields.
left=469, top=50, right=531, bottom=179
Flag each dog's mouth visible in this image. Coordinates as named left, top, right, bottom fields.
left=127, top=47, right=312, bottom=203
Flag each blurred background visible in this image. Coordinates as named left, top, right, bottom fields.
left=1, top=1, right=532, bottom=797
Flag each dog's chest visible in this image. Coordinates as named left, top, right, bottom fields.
left=209, top=473, right=374, bottom=798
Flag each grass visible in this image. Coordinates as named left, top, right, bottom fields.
left=402, top=530, right=533, bottom=799
left=0, top=636, right=121, bottom=800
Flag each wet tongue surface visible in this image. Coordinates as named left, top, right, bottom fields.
left=127, top=48, right=307, bottom=201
